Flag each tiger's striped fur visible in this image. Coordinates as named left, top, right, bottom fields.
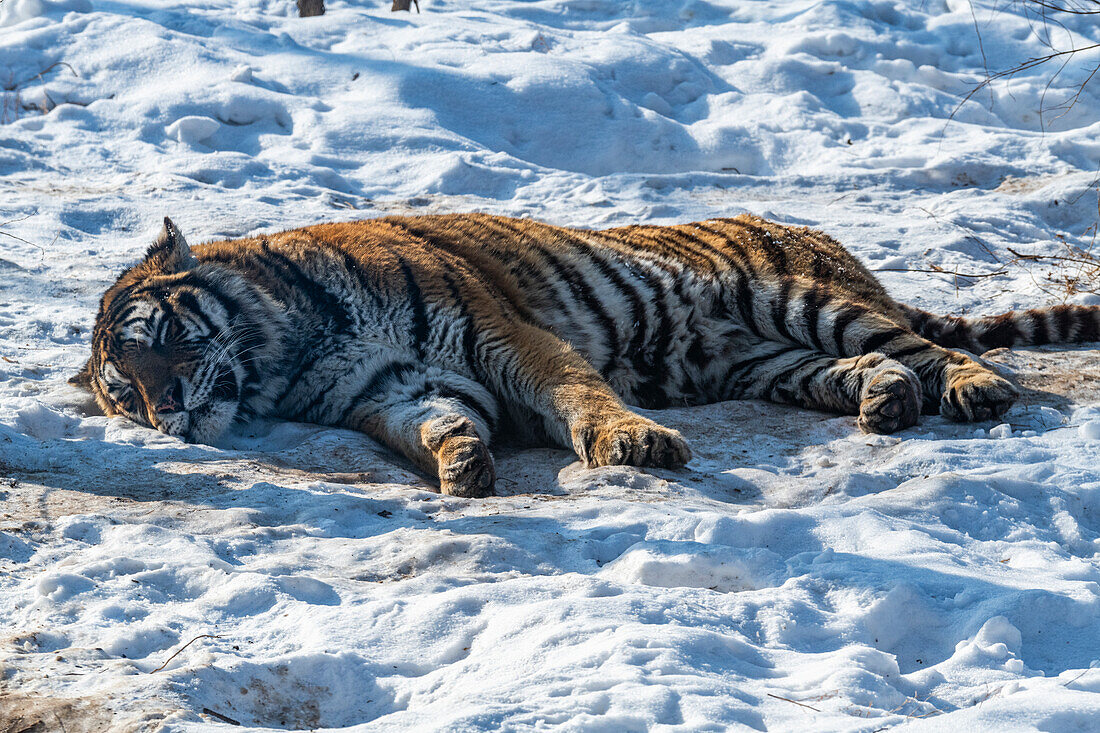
left=73, top=214, right=1100, bottom=497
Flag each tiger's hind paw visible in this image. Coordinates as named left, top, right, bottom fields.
left=422, top=414, right=495, bottom=498
left=437, top=434, right=496, bottom=498
left=572, top=415, right=691, bottom=469
left=940, top=364, right=1018, bottom=422
left=858, top=366, right=921, bottom=435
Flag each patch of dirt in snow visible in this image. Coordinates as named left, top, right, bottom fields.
left=985, top=346, right=1100, bottom=410
left=0, top=693, right=114, bottom=733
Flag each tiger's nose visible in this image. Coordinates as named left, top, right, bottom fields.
left=155, top=378, right=185, bottom=414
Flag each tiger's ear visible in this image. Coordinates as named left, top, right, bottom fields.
left=69, top=358, right=94, bottom=390
left=145, top=217, right=198, bottom=272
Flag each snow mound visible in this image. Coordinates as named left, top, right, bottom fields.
left=599, top=540, right=784, bottom=592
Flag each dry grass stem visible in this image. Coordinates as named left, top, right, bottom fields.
left=150, top=634, right=221, bottom=673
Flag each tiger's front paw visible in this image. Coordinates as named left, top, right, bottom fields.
left=858, top=366, right=921, bottom=435
left=940, top=364, right=1018, bottom=422
left=438, top=434, right=496, bottom=498
left=572, top=414, right=691, bottom=469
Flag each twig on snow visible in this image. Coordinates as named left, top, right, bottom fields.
left=150, top=634, right=221, bottom=673
left=0, top=209, right=49, bottom=257
left=872, top=266, right=1008, bottom=279
left=912, top=206, right=1004, bottom=263
left=202, top=708, right=242, bottom=726
left=1063, top=667, right=1094, bottom=687
left=3, top=61, right=80, bottom=92
left=766, top=693, right=821, bottom=712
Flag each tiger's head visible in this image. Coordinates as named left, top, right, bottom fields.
left=71, top=218, right=281, bottom=443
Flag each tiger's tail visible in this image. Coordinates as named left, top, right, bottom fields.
left=900, top=303, right=1100, bottom=352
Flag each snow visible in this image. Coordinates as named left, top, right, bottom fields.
left=2, top=0, right=1100, bottom=730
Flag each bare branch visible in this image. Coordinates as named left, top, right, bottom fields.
left=202, top=708, right=242, bottom=726
left=873, top=267, right=1008, bottom=279
left=150, top=634, right=221, bottom=673
left=1023, top=0, right=1100, bottom=15
left=4, top=61, right=79, bottom=92
left=767, top=693, right=822, bottom=713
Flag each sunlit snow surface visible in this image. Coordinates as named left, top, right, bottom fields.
left=2, top=0, right=1100, bottom=730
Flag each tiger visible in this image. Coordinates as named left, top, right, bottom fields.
left=72, top=213, right=1100, bottom=497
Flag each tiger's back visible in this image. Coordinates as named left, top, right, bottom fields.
left=331, top=213, right=908, bottom=408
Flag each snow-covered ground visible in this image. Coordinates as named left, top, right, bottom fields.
left=3, top=0, right=1100, bottom=730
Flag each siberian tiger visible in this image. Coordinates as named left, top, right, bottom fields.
left=73, top=214, right=1100, bottom=497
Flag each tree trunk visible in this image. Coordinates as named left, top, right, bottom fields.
left=297, top=0, right=324, bottom=17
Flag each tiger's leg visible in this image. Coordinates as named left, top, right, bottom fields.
left=476, top=321, right=691, bottom=469
left=735, top=280, right=1018, bottom=421
left=340, top=367, right=499, bottom=497
left=723, top=342, right=922, bottom=434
